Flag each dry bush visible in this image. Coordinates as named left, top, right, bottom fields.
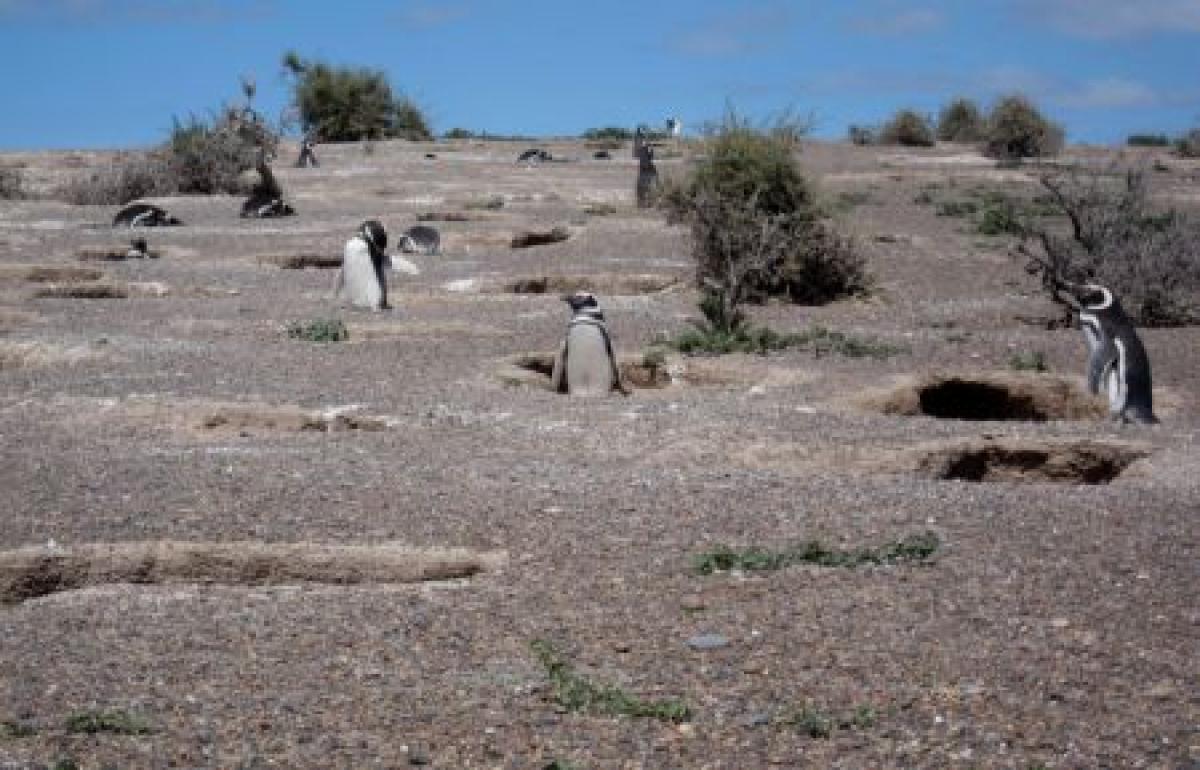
left=0, top=165, right=24, bottom=200
left=1019, top=168, right=1200, bottom=326
left=984, top=94, right=1064, bottom=161
left=847, top=125, right=877, bottom=146
left=937, top=98, right=985, bottom=143
left=880, top=109, right=935, bottom=147
left=1176, top=128, right=1200, bottom=158
left=658, top=112, right=867, bottom=314
left=57, top=152, right=174, bottom=205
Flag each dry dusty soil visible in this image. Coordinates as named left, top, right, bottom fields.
left=0, top=139, right=1197, bottom=769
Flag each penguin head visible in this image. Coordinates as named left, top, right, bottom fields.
left=1074, top=283, right=1114, bottom=312
left=564, top=291, right=599, bottom=313
left=360, top=219, right=387, bottom=253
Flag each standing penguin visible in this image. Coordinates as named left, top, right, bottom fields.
left=333, top=220, right=390, bottom=311
left=635, top=143, right=658, bottom=208
left=1072, top=283, right=1158, bottom=424
left=550, top=291, right=630, bottom=396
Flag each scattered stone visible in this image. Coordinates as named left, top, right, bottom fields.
left=686, top=633, right=730, bottom=651
left=417, top=212, right=474, bottom=222
left=510, top=227, right=570, bottom=249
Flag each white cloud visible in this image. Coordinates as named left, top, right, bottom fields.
left=848, top=8, right=944, bottom=36
left=669, top=3, right=795, bottom=57
left=0, top=0, right=275, bottom=23
left=394, top=2, right=470, bottom=28
left=1017, top=0, right=1200, bottom=39
left=1060, top=78, right=1159, bottom=108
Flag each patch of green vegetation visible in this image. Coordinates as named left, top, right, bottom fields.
left=912, top=190, right=935, bottom=206
left=0, top=720, right=37, bottom=739
left=286, top=318, right=348, bottom=343
left=778, top=703, right=879, bottom=739
left=530, top=640, right=692, bottom=723
left=831, top=190, right=873, bottom=212
left=65, top=709, right=153, bottom=736
left=692, top=532, right=940, bottom=576
left=465, top=195, right=505, bottom=211
left=1008, top=350, right=1048, bottom=372
left=666, top=297, right=904, bottom=359
left=52, top=759, right=80, bottom=770
left=1126, top=134, right=1170, bottom=147
left=937, top=199, right=978, bottom=217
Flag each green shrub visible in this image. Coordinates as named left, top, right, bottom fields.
left=937, top=98, right=985, bottom=142
left=1020, top=168, right=1200, bottom=326
left=287, top=318, right=348, bottom=342
left=1126, top=134, right=1170, bottom=147
left=983, top=95, right=1064, bottom=161
left=975, top=194, right=1025, bottom=236
left=282, top=51, right=432, bottom=142
left=582, top=126, right=633, bottom=141
left=443, top=127, right=477, bottom=140
left=1176, top=128, right=1200, bottom=158
left=880, top=109, right=935, bottom=147
left=658, top=111, right=867, bottom=309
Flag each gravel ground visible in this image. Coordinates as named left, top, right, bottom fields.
left=1, top=139, right=1197, bottom=769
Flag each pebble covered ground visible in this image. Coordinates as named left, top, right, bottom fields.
left=0, top=139, right=1197, bottom=769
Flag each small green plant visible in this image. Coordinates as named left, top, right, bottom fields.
left=976, top=195, right=1024, bottom=236
left=796, top=325, right=906, bottom=359
left=880, top=109, right=935, bottom=147
left=465, top=195, right=505, bottom=211
left=779, top=703, right=879, bottom=738
left=832, top=191, right=873, bottom=212
left=1, top=719, right=36, bottom=739
left=787, top=706, right=833, bottom=738
left=937, top=199, right=978, bottom=217
left=52, top=759, right=80, bottom=770
left=287, top=318, right=348, bottom=343
left=530, top=640, right=692, bottom=723
left=912, top=190, right=935, bottom=205
left=65, top=709, right=153, bottom=735
left=692, top=532, right=940, bottom=575
left=1008, top=350, right=1048, bottom=372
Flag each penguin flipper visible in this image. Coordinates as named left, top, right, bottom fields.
left=551, top=339, right=569, bottom=393
left=599, top=325, right=630, bottom=396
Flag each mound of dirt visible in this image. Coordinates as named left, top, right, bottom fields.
left=857, top=372, right=1106, bottom=422
left=912, top=437, right=1151, bottom=484
left=0, top=541, right=507, bottom=604
left=497, top=351, right=672, bottom=391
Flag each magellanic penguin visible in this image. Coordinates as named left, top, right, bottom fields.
left=112, top=202, right=182, bottom=228
left=333, top=219, right=390, bottom=311
left=1073, top=283, right=1158, bottom=425
left=550, top=291, right=631, bottom=397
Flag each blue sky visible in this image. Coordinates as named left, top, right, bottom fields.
left=1, top=0, right=1197, bottom=150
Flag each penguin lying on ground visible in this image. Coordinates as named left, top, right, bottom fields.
left=550, top=291, right=631, bottom=396
left=113, top=202, right=182, bottom=228
left=398, top=225, right=440, bottom=256
left=240, top=195, right=295, bottom=219
left=1071, top=283, right=1158, bottom=425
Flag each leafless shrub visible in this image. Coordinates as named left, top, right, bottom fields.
left=1176, top=128, right=1200, bottom=158
left=1019, top=167, right=1200, bottom=326
left=0, top=165, right=24, bottom=200
left=57, top=152, right=174, bottom=205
